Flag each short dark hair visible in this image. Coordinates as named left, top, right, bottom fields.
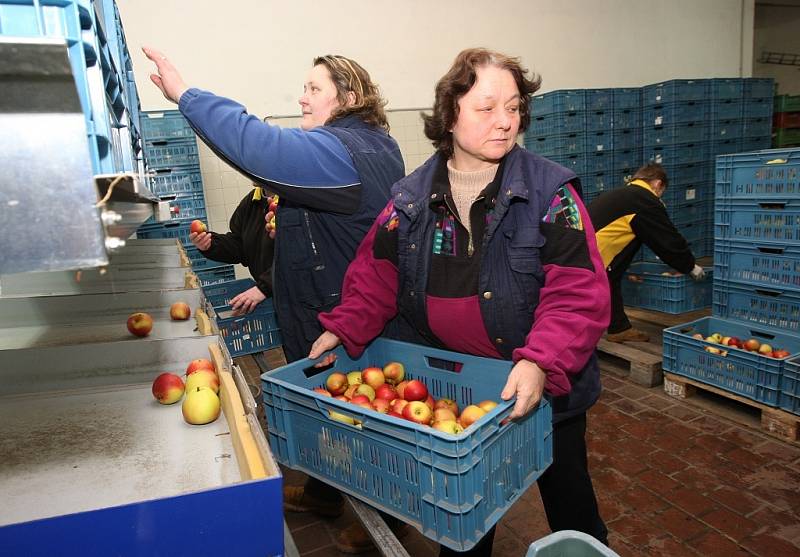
left=313, top=55, right=389, bottom=131
left=422, top=48, right=542, bottom=158
left=632, top=162, right=669, bottom=188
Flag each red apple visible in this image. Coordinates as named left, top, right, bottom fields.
left=432, top=420, right=464, bottom=435
left=186, top=359, right=215, bottom=376
left=459, top=405, right=487, bottom=428
left=169, top=302, right=191, bottom=321
left=127, top=312, right=153, bottom=337
left=743, top=338, right=761, bottom=352
left=151, top=372, right=185, bottom=404
left=190, top=219, right=207, bottom=234
left=772, top=349, right=791, bottom=359
left=325, top=372, right=348, bottom=396
left=382, top=361, right=405, bottom=385
left=434, top=398, right=459, bottom=415
left=374, top=384, right=398, bottom=402
left=350, top=394, right=371, bottom=405
left=424, top=394, right=435, bottom=409
left=477, top=400, right=498, bottom=413
left=334, top=395, right=348, bottom=402
left=433, top=408, right=457, bottom=423
left=726, top=337, right=742, bottom=348
left=396, top=380, right=409, bottom=399
left=758, top=343, right=774, bottom=355
left=185, top=369, right=220, bottom=394
left=387, top=410, right=404, bottom=419
left=391, top=399, right=409, bottom=415
left=361, top=367, right=386, bottom=390
left=402, top=379, right=429, bottom=402
left=371, top=399, right=391, bottom=413
left=313, top=387, right=332, bottom=397
left=402, top=400, right=433, bottom=425
left=353, top=401, right=373, bottom=411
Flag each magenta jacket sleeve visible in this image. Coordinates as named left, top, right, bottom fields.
left=318, top=202, right=401, bottom=358
left=512, top=184, right=611, bottom=396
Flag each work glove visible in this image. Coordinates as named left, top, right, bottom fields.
left=689, top=264, right=706, bottom=281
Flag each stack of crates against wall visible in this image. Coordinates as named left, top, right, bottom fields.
left=773, top=95, right=800, bottom=149
left=0, top=0, right=142, bottom=175
left=526, top=88, right=642, bottom=204
left=694, top=147, right=800, bottom=412
left=136, top=110, right=234, bottom=285
left=640, top=79, right=712, bottom=261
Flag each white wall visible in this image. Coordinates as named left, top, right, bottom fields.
left=119, top=0, right=754, bottom=115
left=753, top=3, right=800, bottom=94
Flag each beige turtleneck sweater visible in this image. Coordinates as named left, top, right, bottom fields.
left=447, top=160, right=499, bottom=242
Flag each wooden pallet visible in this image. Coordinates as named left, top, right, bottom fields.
left=597, top=338, right=664, bottom=386
left=664, top=372, right=800, bottom=443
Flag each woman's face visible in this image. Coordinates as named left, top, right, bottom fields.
left=450, top=65, right=521, bottom=171
left=299, top=64, right=341, bottom=130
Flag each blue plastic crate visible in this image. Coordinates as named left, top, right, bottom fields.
left=183, top=246, right=221, bottom=271
left=612, top=148, right=643, bottom=171
left=642, top=80, right=710, bottom=106
left=203, top=278, right=256, bottom=307
left=586, top=89, right=613, bottom=111
left=136, top=219, right=195, bottom=245
left=710, top=99, right=743, bottom=121
left=261, top=338, right=553, bottom=551
left=645, top=141, right=710, bottom=165
left=668, top=201, right=711, bottom=226
left=714, top=240, right=800, bottom=292
left=640, top=232, right=711, bottom=262
left=662, top=162, right=712, bottom=185
left=585, top=111, right=613, bottom=132
left=622, top=262, right=712, bottom=314
left=149, top=167, right=204, bottom=195
left=196, top=265, right=236, bottom=286
left=582, top=171, right=617, bottom=200
left=743, top=98, right=773, bottom=118
left=144, top=139, right=199, bottom=170
left=713, top=279, right=800, bottom=333
left=527, top=531, right=621, bottom=557
left=611, top=108, right=641, bottom=130
left=162, top=192, right=206, bottom=221
left=740, top=136, right=772, bottom=152
left=530, top=90, right=586, bottom=116
left=780, top=357, right=800, bottom=415
left=643, top=101, right=710, bottom=127
left=663, top=316, right=800, bottom=406
left=711, top=78, right=744, bottom=100
left=551, top=152, right=613, bottom=176
left=524, top=134, right=583, bottom=157
left=612, top=88, right=641, bottom=110
left=709, top=120, right=743, bottom=141
left=710, top=138, right=744, bottom=157
left=211, top=297, right=282, bottom=357
left=714, top=201, right=800, bottom=245
left=744, top=78, right=775, bottom=99
left=611, top=128, right=641, bottom=151
left=743, top=116, right=771, bottom=137
left=643, top=122, right=709, bottom=146
left=531, top=111, right=587, bottom=136
left=140, top=110, right=195, bottom=142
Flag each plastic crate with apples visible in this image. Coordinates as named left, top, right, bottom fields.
left=261, top=338, right=553, bottom=551
left=622, top=262, right=712, bottom=314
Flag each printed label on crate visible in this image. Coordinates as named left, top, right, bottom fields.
left=318, top=429, right=353, bottom=466
left=655, top=116, right=663, bottom=126
left=686, top=189, right=696, bottom=201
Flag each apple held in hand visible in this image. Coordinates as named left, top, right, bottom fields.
left=186, top=359, right=215, bottom=376
left=170, top=302, right=191, bottom=321
left=182, top=386, right=221, bottom=425
left=152, top=373, right=185, bottom=404
left=402, top=379, right=428, bottom=402
left=402, top=400, right=433, bottom=425
left=382, top=362, right=405, bottom=385
left=185, top=369, right=220, bottom=394
left=326, top=372, right=348, bottom=396
left=190, top=220, right=207, bottom=234
left=127, top=312, right=153, bottom=337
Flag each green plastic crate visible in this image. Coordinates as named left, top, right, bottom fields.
left=774, top=128, right=800, bottom=147
left=774, top=95, right=800, bottom=113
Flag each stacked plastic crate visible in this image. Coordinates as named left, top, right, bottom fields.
left=526, top=88, right=642, bottom=203
left=135, top=110, right=235, bottom=286
left=0, top=0, right=142, bottom=175
left=662, top=148, right=800, bottom=412
left=773, top=95, right=800, bottom=149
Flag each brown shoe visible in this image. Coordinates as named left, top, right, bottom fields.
left=607, top=328, right=650, bottom=343
left=283, top=485, right=344, bottom=517
left=335, top=521, right=410, bottom=554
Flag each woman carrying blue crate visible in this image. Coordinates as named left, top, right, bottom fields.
left=309, top=48, right=611, bottom=556
left=144, top=47, right=407, bottom=553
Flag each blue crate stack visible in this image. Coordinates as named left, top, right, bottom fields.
left=662, top=147, right=800, bottom=413
left=0, top=0, right=142, bottom=175
left=526, top=88, right=641, bottom=204
left=135, top=110, right=235, bottom=286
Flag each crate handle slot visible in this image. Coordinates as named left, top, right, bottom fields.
left=302, top=359, right=336, bottom=378
left=750, top=330, right=777, bottom=341
left=754, top=288, right=783, bottom=298
left=425, top=356, right=464, bottom=373
left=150, top=140, right=169, bottom=146
left=756, top=245, right=786, bottom=255
left=153, top=168, right=175, bottom=175
left=758, top=201, right=787, bottom=209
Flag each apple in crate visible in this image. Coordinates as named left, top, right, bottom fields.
left=478, top=400, right=498, bottom=413
left=372, top=399, right=391, bottom=413
left=391, top=399, right=409, bottom=414
left=186, top=358, right=215, bottom=376
left=151, top=373, right=185, bottom=404
left=382, top=361, right=405, bottom=385
left=423, top=394, right=435, bottom=410
left=433, top=408, right=457, bottom=423
left=185, top=369, right=220, bottom=394
left=758, top=343, right=774, bottom=355
left=361, top=367, right=385, bottom=390
left=402, top=379, right=428, bottom=402
left=182, top=386, right=221, bottom=425
left=350, top=394, right=371, bottom=405
left=743, top=338, right=761, bottom=352
left=170, top=302, right=191, bottom=321
left=355, top=383, right=376, bottom=401
left=190, top=219, right=207, bottom=234
left=432, top=420, right=464, bottom=435
left=772, top=349, right=791, bottom=359
left=313, top=387, right=332, bottom=397
left=127, top=312, right=153, bottom=337
left=343, top=384, right=359, bottom=399
left=396, top=380, right=409, bottom=399
left=325, top=372, right=348, bottom=396
left=459, top=405, right=487, bottom=428
left=346, top=371, right=363, bottom=386
left=374, top=384, right=398, bottom=402
left=434, top=398, right=459, bottom=415
left=402, top=401, right=433, bottom=425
